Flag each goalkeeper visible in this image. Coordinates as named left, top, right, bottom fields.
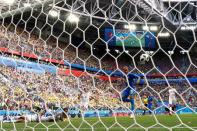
left=120, top=66, right=141, bottom=119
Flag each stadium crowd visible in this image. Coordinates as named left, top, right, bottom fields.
left=0, top=25, right=197, bottom=74
left=0, top=26, right=113, bottom=72
left=0, top=63, right=196, bottom=113
left=0, top=25, right=196, bottom=114
left=0, top=64, right=125, bottom=111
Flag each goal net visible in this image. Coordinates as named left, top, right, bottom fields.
left=0, top=0, right=196, bottom=130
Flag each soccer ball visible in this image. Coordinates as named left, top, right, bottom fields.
left=140, top=54, right=150, bottom=62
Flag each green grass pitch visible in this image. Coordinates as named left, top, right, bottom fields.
left=1, top=114, right=196, bottom=131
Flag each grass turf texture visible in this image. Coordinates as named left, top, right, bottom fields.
left=0, top=114, right=196, bottom=131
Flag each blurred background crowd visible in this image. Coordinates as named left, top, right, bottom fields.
left=1, top=25, right=197, bottom=74
left=0, top=65, right=196, bottom=112
left=0, top=25, right=196, bottom=113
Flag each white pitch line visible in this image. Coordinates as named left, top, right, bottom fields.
left=17, top=127, right=197, bottom=129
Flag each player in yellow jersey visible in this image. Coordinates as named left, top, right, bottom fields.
left=142, top=96, right=148, bottom=115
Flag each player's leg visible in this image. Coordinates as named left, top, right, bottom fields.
left=143, top=104, right=147, bottom=115
left=172, top=105, right=176, bottom=111
left=129, top=89, right=135, bottom=110
left=129, top=94, right=135, bottom=118
left=81, top=104, right=88, bottom=120
left=81, top=108, right=85, bottom=120
left=15, top=116, right=26, bottom=123
left=62, top=108, right=69, bottom=122
left=171, top=99, right=176, bottom=113
left=169, top=98, right=173, bottom=115
left=172, top=105, right=175, bottom=112
left=120, top=88, right=135, bottom=118
left=148, top=103, right=153, bottom=115
left=120, top=90, right=130, bottom=102
left=25, top=115, right=31, bottom=122
left=40, top=116, right=47, bottom=122
left=165, top=107, right=170, bottom=115
left=40, top=116, right=53, bottom=122
left=120, top=94, right=134, bottom=118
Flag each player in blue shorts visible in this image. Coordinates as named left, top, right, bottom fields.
left=120, top=66, right=141, bottom=119
left=148, top=94, right=153, bottom=115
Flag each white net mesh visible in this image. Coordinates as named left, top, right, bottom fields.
left=0, top=0, right=196, bottom=130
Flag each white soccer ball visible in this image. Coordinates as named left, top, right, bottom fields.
left=140, top=54, right=150, bottom=62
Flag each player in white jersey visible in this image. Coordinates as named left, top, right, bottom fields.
left=18, top=110, right=44, bottom=122
left=3, top=108, right=66, bottom=123
left=28, top=109, right=68, bottom=122
left=79, top=88, right=91, bottom=109
left=168, top=86, right=177, bottom=115
left=78, top=88, right=92, bottom=119
left=25, top=114, right=38, bottom=122
left=16, top=109, right=52, bottom=123
left=2, top=113, right=39, bottom=123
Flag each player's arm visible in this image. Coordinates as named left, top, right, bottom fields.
left=174, top=88, right=178, bottom=94
left=174, top=89, right=178, bottom=98
left=135, top=76, right=141, bottom=84
left=128, top=73, right=141, bottom=84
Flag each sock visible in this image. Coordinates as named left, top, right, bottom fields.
left=170, top=107, right=172, bottom=113
left=172, top=106, right=174, bottom=111
left=130, top=99, right=135, bottom=111
left=174, top=105, right=176, bottom=111
left=143, top=110, right=145, bottom=115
